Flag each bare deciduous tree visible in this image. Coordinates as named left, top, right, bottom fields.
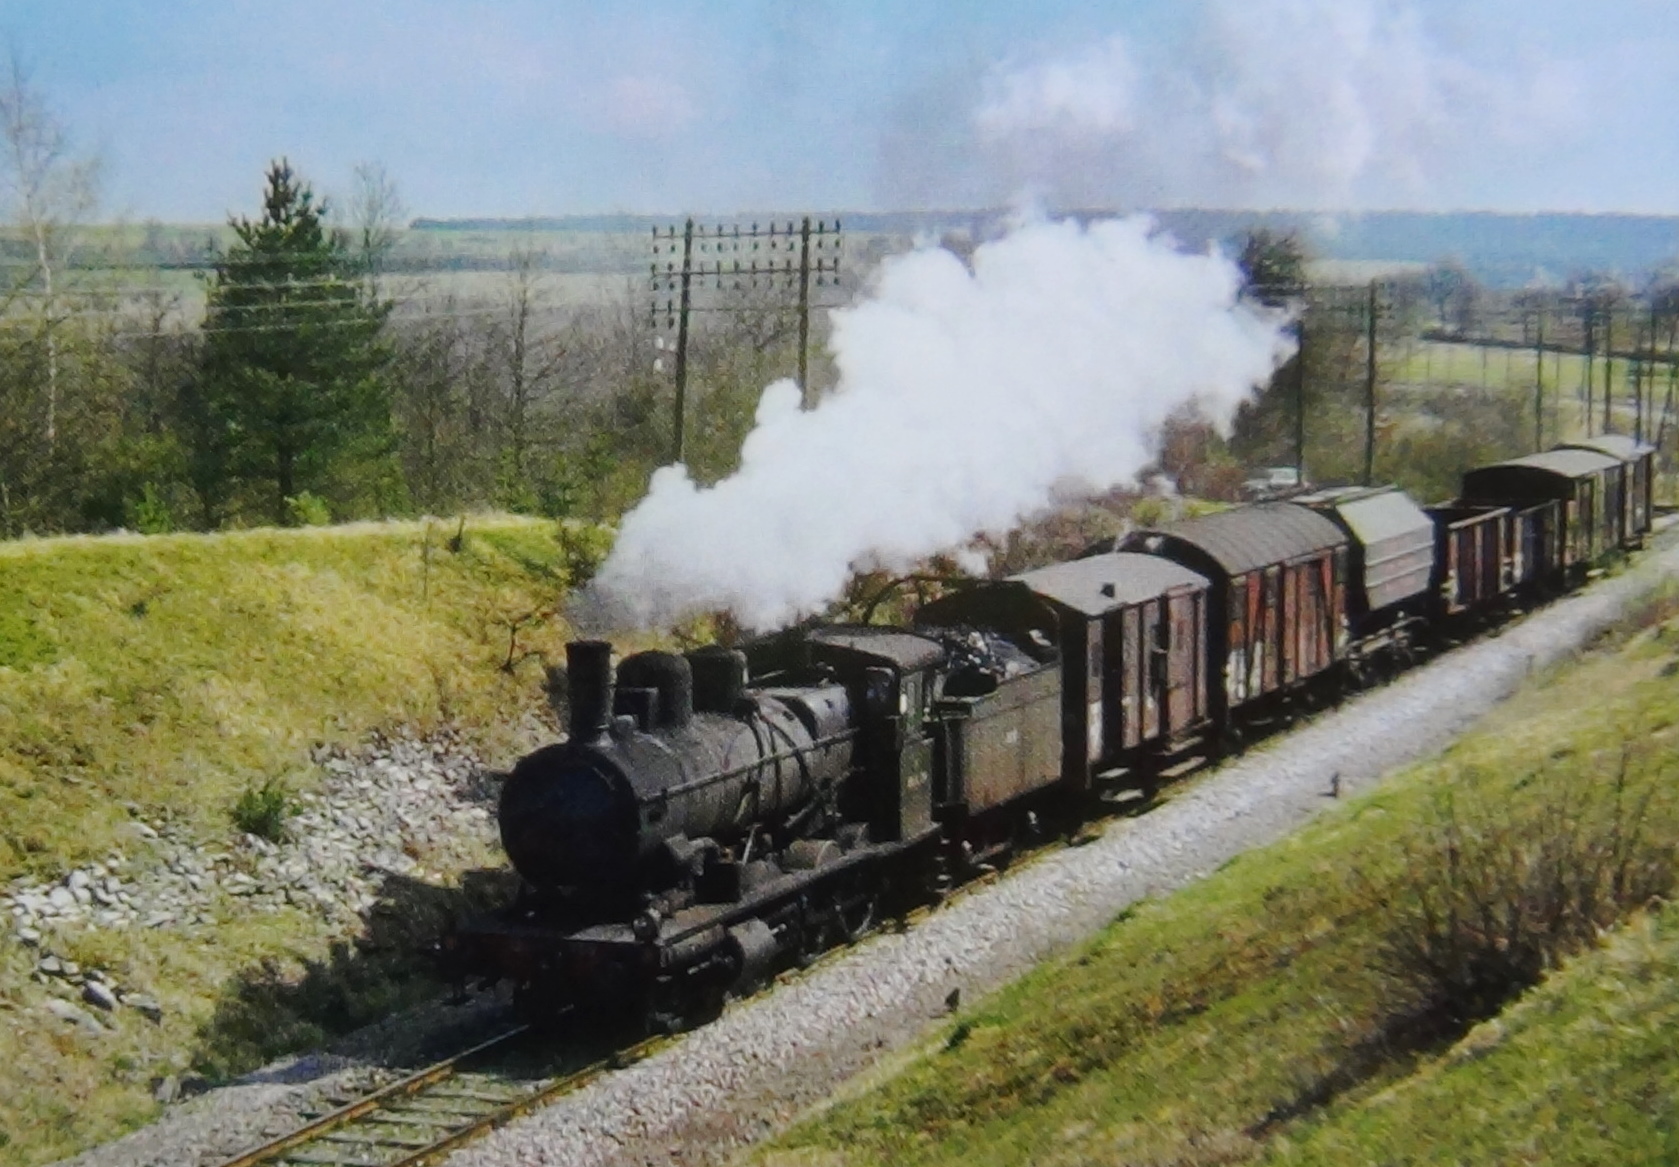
left=497, top=246, right=569, bottom=486
left=0, top=51, right=101, bottom=450
left=346, top=160, right=406, bottom=296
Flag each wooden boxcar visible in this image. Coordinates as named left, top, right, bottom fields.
left=1556, top=435, right=1656, bottom=549
left=1424, top=503, right=1510, bottom=616
left=1116, top=504, right=1349, bottom=726
left=917, top=552, right=1211, bottom=792
left=1504, top=500, right=1564, bottom=591
left=1461, top=449, right=1623, bottom=575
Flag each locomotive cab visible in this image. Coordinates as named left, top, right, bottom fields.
left=805, top=626, right=944, bottom=843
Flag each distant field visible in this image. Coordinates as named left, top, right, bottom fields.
left=1386, top=340, right=1678, bottom=451
left=23, top=222, right=896, bottom=331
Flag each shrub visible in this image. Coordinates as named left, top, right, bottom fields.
left=557, top=520, right=613, bottom=590
left=232, top=778, right=295, bottom=842
left=1366, top=747, right=1678, bottom=1029
left=283, top=492, right=332, bottom=527
left=128, top=484, right=175, bottom=534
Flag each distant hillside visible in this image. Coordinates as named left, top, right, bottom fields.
left=410, top=209, right=1679, bottom=288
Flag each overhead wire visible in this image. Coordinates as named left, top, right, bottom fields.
left=0, top=298, right=588, bottom=340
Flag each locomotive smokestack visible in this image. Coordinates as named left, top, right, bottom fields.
left=565, top=640, right=615, bottom=741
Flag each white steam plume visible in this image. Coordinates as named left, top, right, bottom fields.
left=585, top=216, right=1291, bottom=632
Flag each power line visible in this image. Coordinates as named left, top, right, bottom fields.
left=0, top=299, right=588, bottom=340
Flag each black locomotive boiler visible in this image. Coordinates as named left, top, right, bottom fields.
left=450, top=627, right=1039, bottom=1028
left=446, top=436, right=1658, bottom=1032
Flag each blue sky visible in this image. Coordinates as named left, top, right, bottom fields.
left=3, top=0, right=1677, bottom=222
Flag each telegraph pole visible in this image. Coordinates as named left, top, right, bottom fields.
left=652, top=217, right=841, bottom=462
left=1294, top=319, right=1307, bottom=486
left=1603, top=309, right=1615, bottom=434
left=648, top=221, right=695, bottom=466
left=797, top=217, right=813, bottom=407
left=1363, top=280, right=1378, bottom=485
left=1583, top=309, right=1596, bottom=437
left=1534, top=313, right=1545, bottom=451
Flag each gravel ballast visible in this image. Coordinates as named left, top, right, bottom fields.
left=446, top=542, right=1679, bottom=1167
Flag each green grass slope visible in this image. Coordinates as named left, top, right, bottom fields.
left=756, top=592, right=1679, bottom=1167
left=1269, top=908, right=1679, bottom=1165
left=0, top=517, right=607, bottom=879
left=0, top=516, right=610, bottom=1164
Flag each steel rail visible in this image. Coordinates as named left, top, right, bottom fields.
left=212, top=1023, right=668, bottom=1167
left=214, top=1026, right=531, bottom=1167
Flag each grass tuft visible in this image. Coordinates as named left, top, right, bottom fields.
left=231, top=778, right=295, bottom=842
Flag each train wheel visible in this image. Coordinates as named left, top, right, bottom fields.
left=795, top=897, right=832, bottom=967
left=836, top=885, right=879, bottom=942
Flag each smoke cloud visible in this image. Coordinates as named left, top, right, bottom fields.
left=956, top=0, right=1581, bottom=211
left=585, top=216, right=1291, bottom=632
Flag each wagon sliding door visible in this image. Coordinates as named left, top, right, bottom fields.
left=1141, top=601, right=1163, bottom=742
left=1261, top=567, right=1282, bottom=693
left=1105, top=605, right=1145, bottom=753
left=1164, top=589, right=1204, bottom=733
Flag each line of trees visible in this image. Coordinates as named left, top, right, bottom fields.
left=5, top=64, right=1676, bottom=540
left=0, top=68, right=817, bottom=538
left=1157, top=231, right=1679, bottom=505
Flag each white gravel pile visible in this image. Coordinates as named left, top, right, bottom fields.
left=10, top=727, right=503, bottom=1040
left=41, top=727, right=513, bottom=1167
left=449, top=542, right=1679, bottom=1167
left=7, top=727, right=499, bottom=948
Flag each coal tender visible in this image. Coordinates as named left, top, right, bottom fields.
left=451, top=628, right=977, bottom=1030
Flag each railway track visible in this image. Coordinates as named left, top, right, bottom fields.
left=206, top=575, right=1553, bottom=1167
left=210, top=842, right=1031, bottom=1167
left=213, top=1025, right=664, bottom=1167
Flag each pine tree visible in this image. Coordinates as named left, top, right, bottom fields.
left=197, top=159, right=393, bottom=524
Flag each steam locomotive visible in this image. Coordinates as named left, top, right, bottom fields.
left=444, top=435, right=1656, bottom=1032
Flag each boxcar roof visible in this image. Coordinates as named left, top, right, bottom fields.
left=1555, top=435, right=1655, bottom=464
left=808, top=625, right=945, bottom=671
left=1295, top=485, right=1434, bottom=611
left=1010, top=552, right=1210, bottom=616
left=1467, top=448, right=1620, bottom=481
left=1121, top=502, right=1347, bottom=577
left=1295, top=485, right=1434, bottom=546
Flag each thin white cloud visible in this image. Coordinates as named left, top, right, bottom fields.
left=970, top=0, right=1586, bottom=210
left=596, top=74, right=699, bottom=137
left=975, top=35, right=1138, bottom=138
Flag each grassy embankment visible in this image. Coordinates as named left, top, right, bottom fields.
left=0, top=516, right=614, bottom=1165
left=756, top=587, right=1679, bottom=1167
